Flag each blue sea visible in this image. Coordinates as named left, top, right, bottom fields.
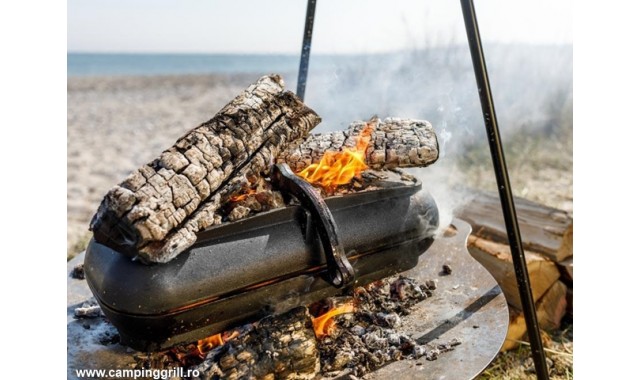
left=68, top=53, right=300, bottom=77
left=66, top=53, right=385, bottom=77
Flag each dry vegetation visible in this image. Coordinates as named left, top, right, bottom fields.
left=465, top=100, right=573, bottom=380
left=457, top=97, right=573, bottom=213
left=479, top=326, right=573, bottom=380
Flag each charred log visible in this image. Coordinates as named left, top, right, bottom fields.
left=193, top=307, right=319, bottom=380
left=89, top=75, right=321, bottom=263
left=279, top=118, right=439, bottom=172
left=223, top=189, right=285, bottom=222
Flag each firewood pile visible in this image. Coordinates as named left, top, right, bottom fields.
left=456, top=191, right=573, bottom=351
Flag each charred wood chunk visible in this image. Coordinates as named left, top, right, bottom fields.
left=223, top=189, right=286, bottom=223
left=70, top=263, right=85, bottom=279
left=193, top=307, right=320, bottom=380
left=279, top=117, right=439, bottom=172
left=89, top=75, right=321, bottom=263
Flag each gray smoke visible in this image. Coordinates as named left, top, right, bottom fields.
left=295, top=43, right=572, bottom=231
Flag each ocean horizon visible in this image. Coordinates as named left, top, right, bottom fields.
left=67, top=53, right=309, bottom=77
left=66, top=51, right=425, bottom=77
left=67, top=45, right=571, bottom=77
left=67, top=52, right=421, bottom=77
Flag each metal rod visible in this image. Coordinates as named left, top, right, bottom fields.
left=459, top=1, right=550, bottom=379
left=296, top=0, right=317, bottom=101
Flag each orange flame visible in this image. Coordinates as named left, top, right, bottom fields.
left=197, top=333, right=224, bottom=354
left=196, top=330, right=240, bottom=356
left=297, top=123, right=374, bottom=191
left=230, top=188, right=257, bottom=203
left=312, top=302, right=355, bottom=338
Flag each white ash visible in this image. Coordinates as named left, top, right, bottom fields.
left=318, top=276, right=461, bottom=378
left=74, top=299, right=104, bottom=319
left=219, top=178, right=287, bottom=223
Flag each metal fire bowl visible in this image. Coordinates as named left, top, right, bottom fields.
left=67, top=218, right=508, bottom=380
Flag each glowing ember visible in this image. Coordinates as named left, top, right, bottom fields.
left=297, top=122, right=375, bottom=191
left=230, top=188, right=257, bottom=202
left=312, top=301, right=355, bottom=338
left=197, top=330, right=240, bottom=356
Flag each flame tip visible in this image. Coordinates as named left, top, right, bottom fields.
left=312, top=302, right=355, bottom=338
left=297, top=126, right=374, bottom=190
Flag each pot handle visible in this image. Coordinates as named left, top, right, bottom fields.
left=271, top=163, right=355, bottom=288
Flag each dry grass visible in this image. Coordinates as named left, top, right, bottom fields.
left=478, top=325, right=573, bottom=380
left=456, top=119, right=573, bottom=213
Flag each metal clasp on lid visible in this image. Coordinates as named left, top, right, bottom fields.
left=271, top=163, right=355, bottom=288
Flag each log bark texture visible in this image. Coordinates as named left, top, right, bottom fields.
left=90, top=75, right=321, bottom=263
left=278, top=118, right=439, bottom=172
left=193, top=307, right=319, bottom=380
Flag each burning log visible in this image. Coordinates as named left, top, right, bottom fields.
left=89, top=75, right=321, bottom=263
left=185, top=276, right=446, bottom=379
left=279, top=117, right=439, bottom=173
left=192, top=307, right=319, bottom=380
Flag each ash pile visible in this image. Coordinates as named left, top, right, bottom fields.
left=317, top=277, right=461, bottom=378
left=156, top=276, right=462, bottom=380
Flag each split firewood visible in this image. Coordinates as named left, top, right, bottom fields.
left=457, top=190, right=573, bottom=263
left=467, top=235, right=560, bottom=310
left=192, top=307, right=319, bottom=380
left=279, top=118, right=439, bottom=172
left=90, top=75, right=321, bottom=263
left=501, top=280, right=568, bottom=351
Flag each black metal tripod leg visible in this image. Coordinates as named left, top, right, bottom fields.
left=459, top=1, right=550, bottom=379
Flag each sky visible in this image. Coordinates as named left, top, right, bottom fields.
left=67, top=0, right=572, bottom=54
